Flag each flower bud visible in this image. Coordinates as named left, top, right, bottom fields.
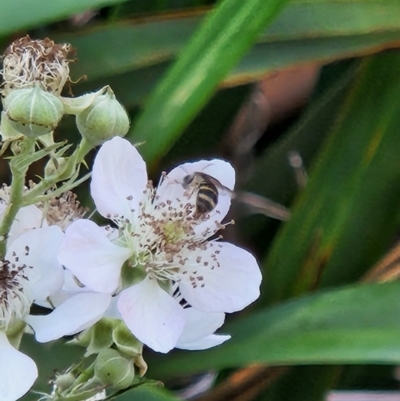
left=54, top=372, right=76, bottom=392
left=71, top=318, right=114, bottom=357
left=76, top=86, right=129, bottom=146
left=4, top=85, right=64, bottom=138
left=94, top=349, right=135, bottom=390
left=112, top=321, right=143, bottom=358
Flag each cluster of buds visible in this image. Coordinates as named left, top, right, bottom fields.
left=0, top=35, right=129, bottom=145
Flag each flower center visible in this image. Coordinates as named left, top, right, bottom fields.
left=0, top=257, right=31, bottom=329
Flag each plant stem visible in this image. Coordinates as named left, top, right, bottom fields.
left=0, top=137, right=35, bottom=257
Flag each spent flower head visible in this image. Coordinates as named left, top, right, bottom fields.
left=1, top=35, right=73, bottom=96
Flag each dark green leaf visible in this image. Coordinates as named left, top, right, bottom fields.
left=114, top=386, right=180, bottom=401
left=0, top=0, right=129, bottom=37
left=262, top=52, right=400, bottom=303
left=147, top=282, right=400, bottom=378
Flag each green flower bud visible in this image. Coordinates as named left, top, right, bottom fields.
left=76, top=86, right=129, bottom=146
left=94, top=349, right=135, bottom=390
left=71, top=318, right=114, bottom=357
left=112, top=321, right=143, bottom=358
left=54, top=372, right=76, bottom=392
left=4, top=85, right=64, bottom=138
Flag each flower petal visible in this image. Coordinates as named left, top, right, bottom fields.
left=90, top=137, right=147, bottom=220
left=8, top=205, right=46, bottom=244
left=118, top=277, right=185, bottom=353
left=176, top=307, right=229, bottom=351
left=0, top=331, right=37, bottom=401
left=177, top=333, right=231, bottom=351
left=27, top=292, right=111, bottom=342
left=154, top=159, right=235, bottom=238
left=162, top=160, right=235, bottom=192
left=6, top=226, right=64, bottom=301
left=59, top=220, right=131, bottom=293
left=179, top=242, right=262, bottom=313
left=155, top=159, right=235, bottom=236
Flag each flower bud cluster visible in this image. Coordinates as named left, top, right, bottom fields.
left=0, top=36, right=129, bottom=144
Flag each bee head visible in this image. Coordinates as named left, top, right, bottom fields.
left=182, top=174, right=195, bottom=189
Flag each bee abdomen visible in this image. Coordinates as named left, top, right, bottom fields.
left=196, top=183, right=218, bottom=214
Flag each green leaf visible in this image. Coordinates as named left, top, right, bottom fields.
left=129, top=0, right=289, bottom=162
left=114, top=386, right=180, bottom=401
left=61, top=1, right=400, bottom=83
left=238, top=60, right=360, bottom=259
left=261, top=52, right=400, bottom=303
left=0, top=0, right=129, bottom=37
left=20, top=336, right=84, bottom=399
left=147, top=282, right=400, bottom=378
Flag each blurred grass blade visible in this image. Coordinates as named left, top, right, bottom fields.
left=148, top=281, right=400, bottom=377
left=62, top=1, right=400, bottom=83
left=0, top=0, right=129, bottom=37
left=129, top=0, right=289, bottom=162
left=261, top=52, right=400, bottom=303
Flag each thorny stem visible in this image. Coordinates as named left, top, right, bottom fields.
left=74, top=138, right=93, bottom=164
left=0, top=137, right=35, bottom=257
left=22, top=138, right=94, bottom=206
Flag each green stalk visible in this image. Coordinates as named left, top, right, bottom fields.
left=0, top=137, right=35, bottom=257
left=22, top=138, right=94, bottom=206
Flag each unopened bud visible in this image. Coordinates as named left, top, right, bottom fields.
left=76, top=86, right=129, bottom=146
left=94, top=349, right=135, bottom=390
left=54, top=372, right=76, bottom=392
left=4, top=85, right=64, bottom=138
left=113, top=321, right=143, bottom=358
left=71, top=318, right=114, bottom=357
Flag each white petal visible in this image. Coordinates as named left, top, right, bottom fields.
left=103, top=296, right=121, bottom=319
left=177, top=307, right=226, bottom=344
left=59, top=220, right=131, bottom=294
left=118, top=277, right=185, bottom=353
left=162, top=160, right=235, bottom=192
left=39, top=268, right=93, bottom=309
left=6, top=226, right=64, bottom=301
left=27, top=292, right=111, bottom=342
left=8, top=205, right=45, bottom=245
left=179, top=242, right=262, bottom=313
left=155, top=160, right=235, bottom=235
left=176, top=334, right=231, bottom=351
left=90, top=137, right=147, bottom=220
left=0, top=331, right=37, bottom=401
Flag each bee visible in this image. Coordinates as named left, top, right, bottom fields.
left=182, top=172, right=232, bottom=215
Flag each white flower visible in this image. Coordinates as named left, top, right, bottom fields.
left=0, top=186, right=85, bottom=244
left=0, top=225, right=64, bottom=401
left=28, top=137, right=262, bottom=353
